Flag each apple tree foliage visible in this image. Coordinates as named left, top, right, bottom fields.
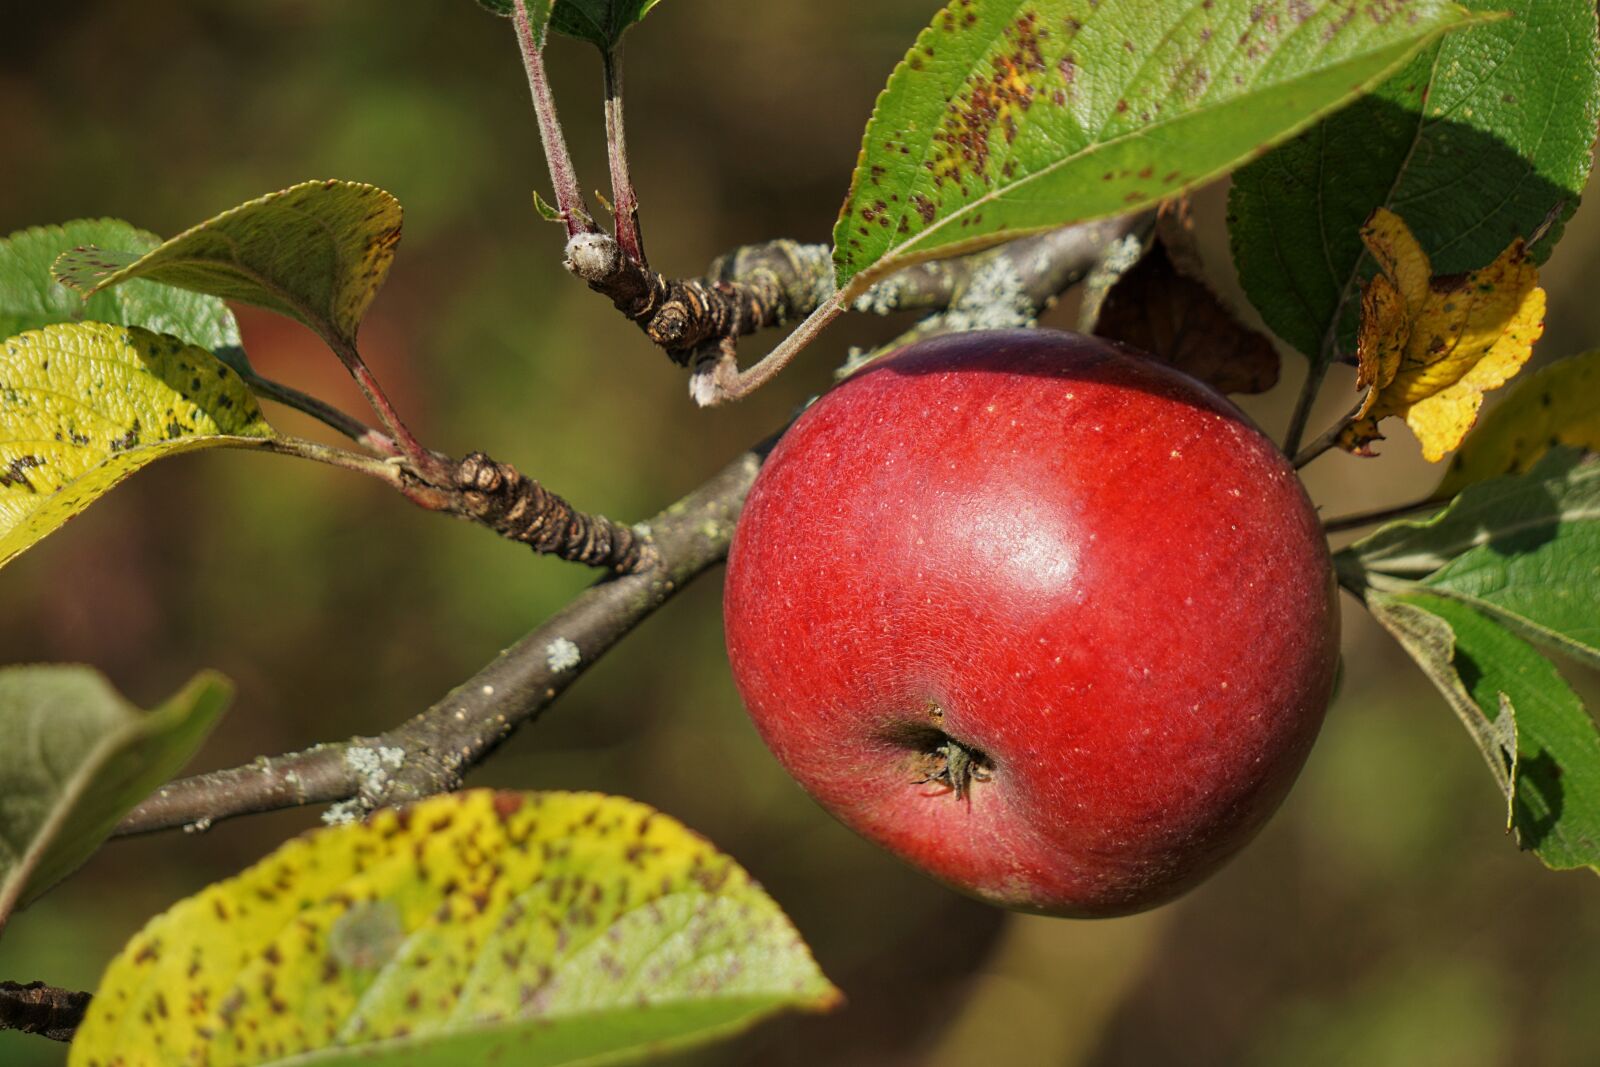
left=0, top=0, right=1597, bottom=1061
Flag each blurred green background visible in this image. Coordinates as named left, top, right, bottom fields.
left=2, top=3, right=1599, bottom=1064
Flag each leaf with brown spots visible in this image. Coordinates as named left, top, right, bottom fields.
left=833, top=0, right=1486, bottom=298
left=1338, top=208, right=1545, bottom=462
left=1433, top=351, right=1600, bottom=500
left=0, top=666, right=230, bottom=931
left=0, top=322, right=277, bottom=571
left=69, top=790, right=839, bottom=1067
left=1092, top=239, right=1279, bottom=394
left=1230, top=0, right=1598, bottom=370
left=53, top=180, right=402, bottom=356
left=0, top=218, right=250, bottom=376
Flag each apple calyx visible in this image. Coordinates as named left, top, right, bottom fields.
left=896, top=703, right=992, bottom=801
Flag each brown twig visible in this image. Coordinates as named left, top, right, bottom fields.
left=456, top=452, right=650, bottom=572
left=110, top=215, right=1140, bottom=840
left=0, top=982, right=91, bottom=1043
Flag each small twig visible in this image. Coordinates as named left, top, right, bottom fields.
left=0, top=981, right=91, bottom=1042
left=513, top=0, right=595, bottom=237
left=1293, top=401, right=1362, bottom=468
left=1283, top=361, right=1330, bottom=459
left=114, top=446, right=760, bottom=836
left=325, top=339, right=452, bottom=485
left=243, top=372, right=396, bottom=455
left=1323, top=497, right=1443, bottom=533
left=455, top=452, right=649, bottom=572
left=602, top=43, right=645, bottom=266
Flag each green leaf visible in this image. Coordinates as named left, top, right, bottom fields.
left=550, top=0, right=661, bottom=49
left=0, top=322, right=276, bottom=570
left=53, top=180, right=403, bottom=356
left=0, top=666, right=230, bottom=929
left=1336, top=447, right=1597, bottom=581
left=1419, top=465, right=1600, bottom=671
left=1229, top=0, right=1599, bottom=365
left=1371, top=592, right=1600, bottom=871
left=70, top=790, right=839, bottom=1067
left=831, top=0, right=1483, bottom=299
left=0, top=219, right=248, bottom=375
left=1435, top=350, right=1600, bottom=499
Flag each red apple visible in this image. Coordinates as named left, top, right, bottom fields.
left=722, top=329, right=1338, bottom=917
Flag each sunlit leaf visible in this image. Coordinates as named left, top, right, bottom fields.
left=0, top=219, right=248, bottom=375
left=70, top=790, right=839, bottom=1067
left=1339, top=208, right=1545, bottom=461
left=832, top=0, right=1483, bottom=298
left=1370, top=592, right=1600, bottom=872
left=1435, top=350, right=1600, bottom=498
left=54, top=180, right=402, bottom=355
left=0, top=322, right=276, bottom=570
left=1230, top=0, right=1599, bottom=366
left=0, top=666, right=230, bottom=929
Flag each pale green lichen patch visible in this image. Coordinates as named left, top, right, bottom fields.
left=0, top=322, right=275, bottom=570
left=70, top=790, right=839, bottom=1067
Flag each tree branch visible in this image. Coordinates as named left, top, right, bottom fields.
left=0, top=982, right=91, bottom=1043
left=114, top=215, right=1140, bottom=837
left=114, top=446, right=758, bottom=836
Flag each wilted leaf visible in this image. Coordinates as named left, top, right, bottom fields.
left=0, top=219, right=248, bottom=375
left=1435, top=350, right=1600, bottom=498
left=1092, top=239, right=1278, bottom=394
left=0, top=666, right=230, bottom=929
left=70, top=790, right=839, bottom=1067
left=1339, top=208, right=1545, bottom=461
left=1229, top=0, right=1598, bottom=367
left=832, top=0, right=1483, bottom=297
left=0, top=322, right=276, bottom=570
left=1371, top=592, right=1600, bottom=871
left=54, top=180, right=402, bottom=356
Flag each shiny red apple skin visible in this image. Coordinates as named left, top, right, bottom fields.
left=723, top=329, right=1338, bottom=917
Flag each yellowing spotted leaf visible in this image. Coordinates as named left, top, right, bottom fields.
left=0, top=322, right=276, bottom=570
left=1434, top=350, right=1600, bottom=499
left=1340, top=207, right=1545, bottom=462
left=54, top=180, right=402, bottom=354
left=69, top=790, right=839, bottom=1067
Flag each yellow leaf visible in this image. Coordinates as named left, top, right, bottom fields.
left=1342, top=208, right=1545, bottom=462
left=1434, top=350, right=1600, bottom=499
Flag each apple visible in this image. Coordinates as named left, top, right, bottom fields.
left=722, top=329, right=1338, bottom=917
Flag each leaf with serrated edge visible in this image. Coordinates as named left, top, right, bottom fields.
left=0, top=219, right=249, bottom=375
left=832, top=0, right=1483, bottom=298
left=53, top=180, right=401, bottom=353
left=0, top=666, right=230, bottom=928
left=69, top=790, right=839, bottom=1067
left=1418, top=457, right=1600, bottom=670
left=550, top=0, right=661, bottom=48
left=1230, top=0, right=1599, bottom=365
left=1335, top=447, right=1598, bottom=580
left=1338, top=208, right=1545, bottom=461
left=0, top=322, right=276, bottom=570
left=1375, top=592, right=1600, bottom=870
left=1435, top=351, right=1600, bottom=498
